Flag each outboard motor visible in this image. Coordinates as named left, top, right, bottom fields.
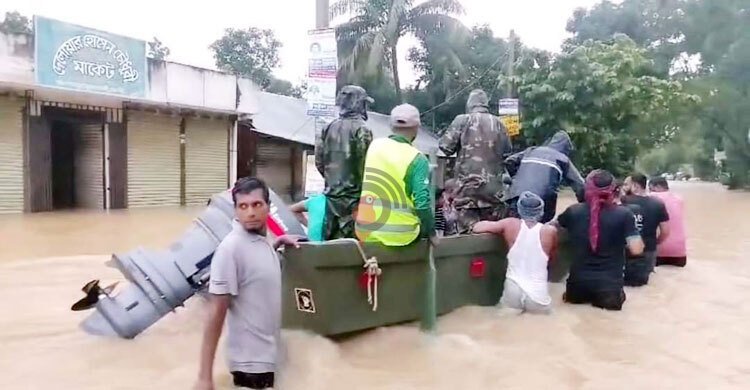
left=73, top=189, right=306, bottom=339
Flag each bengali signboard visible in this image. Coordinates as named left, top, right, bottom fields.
left=34, top=16, right=148, bottom=98
left=306, top=28, right=337, bottom=119
left=498, top=98, right=520, bottom=137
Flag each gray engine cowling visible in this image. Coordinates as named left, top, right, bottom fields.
left=80, top=189, right=305, bottom=339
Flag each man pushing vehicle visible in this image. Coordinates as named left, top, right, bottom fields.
left=504, top=130, right=585, bottom=223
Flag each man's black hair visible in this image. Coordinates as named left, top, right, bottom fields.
left=649, top=176, right=669, bottom=190
left=630, top=173, right=648, bottom=189
left=231, top=176, right=270, bottom=205
left=592, top=170, right=614, bottom=188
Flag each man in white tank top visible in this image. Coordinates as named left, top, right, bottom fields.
left=473, top=192, right=557, bottom=314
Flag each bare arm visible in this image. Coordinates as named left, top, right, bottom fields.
left=472, top=220, right=507, bottom=235
left=196, top=294, right=230, bottom=388
left=655, top=201, right=671, bottom=245
left=627, top=237, right=645, bottom=257
left=656, top=222, right=671, bottom=245
left=289, top=200, right=309, bottom=226
left=541, top=225, right=559, bottom=265
left=623, top=209, right=644, bottom=257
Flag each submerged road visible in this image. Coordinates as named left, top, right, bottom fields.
left=1, top=182, right=749, bottom=389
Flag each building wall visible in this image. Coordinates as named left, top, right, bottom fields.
left=0, top=31, right=257, bottom=116
left=0, top=30, right=310, bottom=212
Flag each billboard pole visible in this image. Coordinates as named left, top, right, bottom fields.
left=312, top=0, right=330, bottom=185
left=316, top=0, right=330, bottom=29
left=507, top=29, right=515, bottom=98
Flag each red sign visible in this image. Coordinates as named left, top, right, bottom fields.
left=470, top=258, right=486, bottom=278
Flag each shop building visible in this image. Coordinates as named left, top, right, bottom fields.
left=0, top=16, right=438, bottom=214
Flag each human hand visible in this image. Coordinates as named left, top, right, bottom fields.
left=275, top=234, right=304, bottom=249
left=192, top=378, right=214, bottom=390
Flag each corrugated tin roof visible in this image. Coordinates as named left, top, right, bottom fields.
left=250, top=92, right=439, bottom=154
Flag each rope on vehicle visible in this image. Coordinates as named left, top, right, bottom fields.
left=335, top=238, right=383, bottom=312
left=363, top=256, right=381, bottom=311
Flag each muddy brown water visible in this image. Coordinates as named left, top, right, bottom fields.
left=1, top=182, right=749, bottom=389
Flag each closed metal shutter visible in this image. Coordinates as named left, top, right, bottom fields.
left=74, top=123, right=104, bottom=209
left=185, top=118, right=229, bottom=205
left=127, top=111, right=180, bottom=207
left=256, top=137, right=292, bottom=202
left=0, top=97, right=24, bottom=213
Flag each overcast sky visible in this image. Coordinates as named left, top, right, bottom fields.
left=2, top=0, right=602, bottom=86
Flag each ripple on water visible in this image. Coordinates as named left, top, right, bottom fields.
left=1, top=182, right=750, bottom=389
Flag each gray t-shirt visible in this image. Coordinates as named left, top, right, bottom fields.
left=209, top=221, right=281, bottom=374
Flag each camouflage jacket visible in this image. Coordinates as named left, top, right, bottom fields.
left=315, top=86, right=374, bottom=202
left=439, top=90, right=512, bottom=209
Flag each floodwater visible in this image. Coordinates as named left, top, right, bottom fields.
left=1, top=182, right=750, bottom=389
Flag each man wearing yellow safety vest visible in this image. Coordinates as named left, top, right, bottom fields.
left=355, top=104, right=438, bottom=247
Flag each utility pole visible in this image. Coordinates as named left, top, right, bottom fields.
left=316, top=0, right=329, bottom=29
left=506, top=29, right=515, bottom=98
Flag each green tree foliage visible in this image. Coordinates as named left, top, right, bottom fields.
left=514, top=35, right=696, bottom=176
left=566, top=0, right=687, bottom=75
left=147, top=37, right=170, bottom=60
left=406, top=25, right=549, bottom=136
left=210, top=27, right=303, bottom=99
left=211, top=27, right=282, bottom=88
left=0, top=11, right=32, bottom=35
left=332, top=0, right=465, bottom=102
left=406, top=25, right=501, bottom=131
left=266, top=78, right=307, bottom=99
left=568, top=0, right=750, bottom=186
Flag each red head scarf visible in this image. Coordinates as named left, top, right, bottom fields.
left=584, top=170, right=616, bottom=252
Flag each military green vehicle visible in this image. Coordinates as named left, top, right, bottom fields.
left=281, top=234, right=572, bottom=336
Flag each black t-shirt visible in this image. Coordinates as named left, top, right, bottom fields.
left=558, top=203, right=641, bottom=289
left=621, top=202, right=645, bottom=259
left=622, top=195, right=669, bottom=251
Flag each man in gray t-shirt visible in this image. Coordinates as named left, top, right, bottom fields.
left=195, top=177, right=300, bottom=390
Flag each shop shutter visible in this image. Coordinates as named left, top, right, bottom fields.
left=0, top=97, right=24, bottom=213
left=185, top=118, right=229, bottom=205
left=256, top=137, right=293, bottom=202
left=74, top=123, right=104, bottom=209
left=127, top=111, right=180, bottom=207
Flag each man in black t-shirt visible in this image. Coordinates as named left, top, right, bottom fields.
left=555, top=170, right=644, bottom=311
left=622, top=173, right=670, bottom=286
left=615, top=180, right=645, bottom=233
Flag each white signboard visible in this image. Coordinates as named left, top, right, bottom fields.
left=306, top=78, right=337, bottom=117
left=307, top=29, right=337, bottom=119
left=498, top=98, right=519, bottom=116
left=304, top=154, right=325, bottom=197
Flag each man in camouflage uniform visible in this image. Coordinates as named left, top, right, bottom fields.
left=315, top=85, right=374, bottom=239
left=439, top=89, right=512, bottom=234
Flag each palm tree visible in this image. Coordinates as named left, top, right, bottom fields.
left=331, top=0, right=466, bottom=102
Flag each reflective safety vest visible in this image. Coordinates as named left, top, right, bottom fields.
left=356, top=137, right=421, bottom=246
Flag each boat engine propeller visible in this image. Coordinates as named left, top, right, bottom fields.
left=71, top=189, right=306, bottom=339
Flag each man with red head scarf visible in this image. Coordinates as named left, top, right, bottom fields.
left=554, top=170, right=644, bottom=311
